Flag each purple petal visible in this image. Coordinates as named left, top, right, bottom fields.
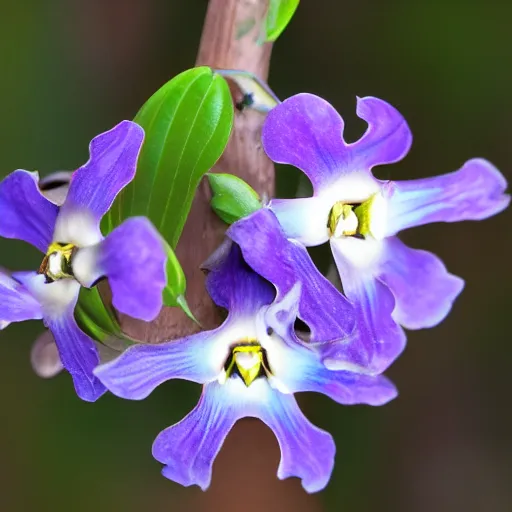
left=0, top=271, right=43, bottom=324
left=262, top=93, right=348, bottom=192
left=323, top=239, right=406, bottom=373
left=95, top=324, right=228, bottom=399
left=152, top=381, right=238, bottom=491
left=262, top=94, right=411, bottom=194
left=257, top=382, right=336, bottom=493
left=350, top=96, right=412, bottom=170
left=45, top=301, right=106, bottom=402
left=378, top=237, right=464, bottom=329
left=264, top=288, right=397, bottom=405
left=15, top=273, right=105, bottom=401
left=205, top=242, right=275, bottom=314
left=228, top=209, right=355, bottom=343
left=153, top=379, right=335, bottom=493
left=62, top=121, right=144, bottom=222
left=92, top=217, right=166, bottom=322
left=0, top=170, right=58, bottom=252
left=387, top=158, right=510, bottom=235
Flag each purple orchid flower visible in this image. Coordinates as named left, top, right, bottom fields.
left=234, top=93, right=509, bottom=374
left=0, top=121, right=167, bottom=401
left=94, top=243, right=396, bottom=492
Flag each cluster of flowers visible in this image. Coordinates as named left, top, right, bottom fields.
left=0, top=93, right=508, bottom=492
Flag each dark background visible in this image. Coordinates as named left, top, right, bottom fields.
left=0, top=1, right=510, bottom=511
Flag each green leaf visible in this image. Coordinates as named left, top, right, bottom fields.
left=209, top=173, right=262, bottom=224
left=99, top=66, right=233, bottom=323
left=262, top=0, right=299, bottom=42
left=161, top=241, right=197, bottom=323
left=74, top=287, right=124, bottom=344
left=106, top=66, right=234, bottom=249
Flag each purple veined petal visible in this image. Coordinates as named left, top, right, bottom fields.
left=94, top=318, right=244, bottom=399
left=62, top=120, right=144, bottom=222
left=228, top=209, right=355, bottom=343
left=378, top=237, right=464, bottom=330
left=46, top=310, right=106, bottom=402
left=386, top=158, right=510, bottom=235
left=0, top=170, right=58, bottom=252
left=153, top=379, right=335, bottom=493
left=323, top=238, right=406, bottom=374
left=262, top=93, right=348, bottom=193
left=262, top=287, right=397, bottom=405
left=349, top=96, right=412, bottom=170
left=73, top=217, right=166, bottom=322
left=152, top=381, right=239, bottom=491
left=15, top=272, right=106, bottom=401
left=0, top=270, right=43, bottom=324
left=256, top=380, right=336, bottom=493
left=205, top=242, right=275, bottom=315
left=278, top=349, right=398, bottom=406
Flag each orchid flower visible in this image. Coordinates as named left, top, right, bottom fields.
left=95, top=244, right=396, bottom=492
left=0, top=121, right=167, bottom=401
left=230, top=94, right=509, bottom=374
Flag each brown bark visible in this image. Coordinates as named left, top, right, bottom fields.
left=120, top=0, right=275, bottom=342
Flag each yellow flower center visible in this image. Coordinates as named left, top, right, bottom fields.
left=38, top=242, right=77, bottom=282
left=327, top=193, right=384, bottom=239
left=223, top=341, right=272, bottom=387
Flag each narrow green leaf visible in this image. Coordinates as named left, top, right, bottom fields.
left=262, top=0, right=299, bottom=42
left=161, top=241, right=195, bottom=321
left=209, top=173, right=262, bottom=224
left=74, top=287, right=123, bottom=343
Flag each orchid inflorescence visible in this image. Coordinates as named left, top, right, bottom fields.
left=0, top=82, right=508, bottom=492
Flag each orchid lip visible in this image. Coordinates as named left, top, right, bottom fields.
left=38, top=242, right=77, bottom=283
left=220, top=339, right=273, bottom=387
left=327, top=192, right=386, bottom=241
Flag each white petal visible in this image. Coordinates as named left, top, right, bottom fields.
left=53, top=209, right=102, bottom=247
left=72, top=245, right=102, bottom=287
left=30, top=330, right=64, bottom=378
left=330, top=236, right=383, bottom=272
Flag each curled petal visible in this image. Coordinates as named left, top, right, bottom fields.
left=228, top=209, right=355, bottom=343
left=378, top=237, right=464, bottom=329
left=263, top=288, right=397, bottom=405
left=62, top=120, right=144, bottom=222
left=0, top=271, right=43, bottom=324
left=324, top=239, right=406, bottom=373
left=386, top=158, right=510, bottom=235
left=350, top=96, right=412, bottom=170
left=262, top=93, right=348, bottom=192
left=0, top=170, right=58, bottom=252
left=73, top=217, right=166, bottom=322
left=153, top=379, right=335, bottom=493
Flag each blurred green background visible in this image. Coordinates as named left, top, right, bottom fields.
left=0, top=1, right=511, bottom=511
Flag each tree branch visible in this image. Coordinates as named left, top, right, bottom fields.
left=121, top=0, right=275, bottom=342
